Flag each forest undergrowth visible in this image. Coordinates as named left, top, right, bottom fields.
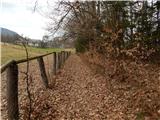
left=80, top=51, right=160, bottom=119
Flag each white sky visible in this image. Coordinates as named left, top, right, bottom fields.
left=0, top=0, right=56, bottom=40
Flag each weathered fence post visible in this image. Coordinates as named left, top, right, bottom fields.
left=7, top=61, right=19, bottom=120
left=64, top=52, right=66, bottom=61
left=56, top=52, right=58, bottom=71
left=63, top=51, right=65, bottom=63
left=68, top=52, right=69, bottom=56
left=37, top=57, right=49, bottom=88
left=67, top=52, right=69, bottom=59
left=66, top=52, right=68, bottom=59
left=60, top=51, right=63, bottom=65
left=61, top=51, right=64, bottom=65
left=60, top=52, right=62, bottom=67
left=58, top=52, right=61, bottom=69
left=53, top=52, right=56, bottom=75
left=65, top=52, right=67, bottom=60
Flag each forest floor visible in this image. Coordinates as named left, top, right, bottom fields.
left=1, top=54, right=160, bottom=120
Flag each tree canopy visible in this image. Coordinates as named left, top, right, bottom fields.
left=47, top=0, right=160, bottom=60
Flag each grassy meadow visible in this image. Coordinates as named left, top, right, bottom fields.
left=1, top=43, right=64, bottom=65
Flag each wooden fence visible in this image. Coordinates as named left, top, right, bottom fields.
left=0, top=51, right=71, bottom=120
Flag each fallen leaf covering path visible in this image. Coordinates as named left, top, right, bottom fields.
left=37, top=54, right=139, bottom=120
left=21, top=54, right=160, bottom=119
left=1, top=54, right=160, bottom=119
left=53, top=54, right=109, bottom=119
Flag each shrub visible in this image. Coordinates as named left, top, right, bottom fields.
left=75, top=36, right=89, bottom=53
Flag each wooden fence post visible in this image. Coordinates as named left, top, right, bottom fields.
left=66, top=52, right=68, bottom=60
left=66, top=52, right=68, bottom=59
left=60, top=52, right=62, bottom=67
left=58, top=53, right=61, bottom=69
left=67, top=52, right=69, bottom=59
left=60, top=51, right=63, bottom=65
left=53, top=52, right=56, bottom=75
left=37, top=57, right=49, bottom=88
left=64, top=52, right=66, bottom=61
left=66, top=52, right=67, bottom=60
left=7, top=61, right=19, bottom=120
left=63, top=52, right=65, bottom=62
left=63, top=51, right=65, bottom=63
left=56, top=52, right=58, bottom=71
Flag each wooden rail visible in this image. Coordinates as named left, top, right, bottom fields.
left=0, top=50, right=71, bottom=120
left=16, top=52, right=54, bottom=64
left=1, top=60, right=16, bottom=73
left=1, top=52, right=54, bottom=73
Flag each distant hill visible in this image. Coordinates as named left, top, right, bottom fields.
left=0, top=27, right=22, bottom=44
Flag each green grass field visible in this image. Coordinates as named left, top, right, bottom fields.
left=1, top=43, right=64, bottom=65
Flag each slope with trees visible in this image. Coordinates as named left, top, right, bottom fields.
left=47, top=1, right=160, bottom=61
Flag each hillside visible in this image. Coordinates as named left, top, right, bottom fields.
left=0, top=27, right=22, bottom=44
left=0, top=27, right=18, bottom=37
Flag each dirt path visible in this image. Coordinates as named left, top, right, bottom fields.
left=1, top=54, right=160, bottom=119
left=34, top=54, right=140, bottom=120
left=2, top=54, right=110, bottom=120
left=53, top=54, right=109, bottom=119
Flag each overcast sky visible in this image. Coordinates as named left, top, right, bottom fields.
left=0, top=0, right=55, bottom=40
